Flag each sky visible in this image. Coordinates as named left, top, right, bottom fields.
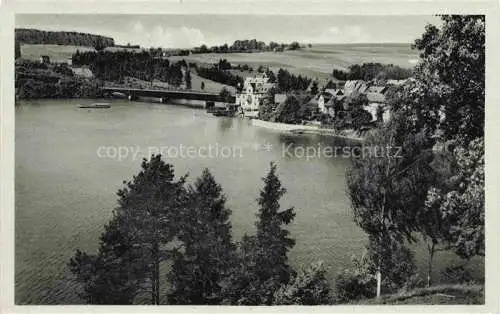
left=16, top=14, right=442, bottom=49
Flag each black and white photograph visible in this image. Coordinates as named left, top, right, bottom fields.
left=1, top=1, right=495, bottom=309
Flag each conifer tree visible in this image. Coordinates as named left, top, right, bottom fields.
left=168, top=169, right=237, bottom=304
left=224, top=163, right=296, bottom=305
left=69, top=155, right=187, bottom=304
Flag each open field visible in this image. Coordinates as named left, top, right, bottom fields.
left=171, top=43, right=419, bottom=80
left=20, top=44, right=145, bottom=63
left=20, top=44, right=95, bottom=63
left=21, top=43, right=418, bottom=81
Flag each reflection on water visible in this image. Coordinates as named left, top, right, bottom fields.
left=15, top=99, right=484, bottom=304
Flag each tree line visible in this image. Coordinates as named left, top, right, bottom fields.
left=196, top=64, right=244, bottom=90
left=192, top=39, right=303, bottom=54
left=333, top=63, right=412, bottom=81
left=72, top=50, right=188, bottom=87
left=69, top=160, right=331, bottom=305
left=15, top=28, right=114, bottom=48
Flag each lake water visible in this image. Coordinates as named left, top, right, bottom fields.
left=15, top=99, right=484, bottom=304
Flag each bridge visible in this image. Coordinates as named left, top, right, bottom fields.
left=101, top=86, right=235, bottom=103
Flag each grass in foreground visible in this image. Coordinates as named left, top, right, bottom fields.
left=355, top=284, right=484, bottom=305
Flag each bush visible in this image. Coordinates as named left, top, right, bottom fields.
left=351, top=109, right=373, bottom=130
left=366, top=237, right=419, bottom=294
left=441, top=265, right=474, bottom=285
left=273, top=261, right=331, bottom=305
left=334, top=254, right=376, bottom=303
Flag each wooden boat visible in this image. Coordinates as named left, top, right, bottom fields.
left=78, top=103, right=111, bottom=109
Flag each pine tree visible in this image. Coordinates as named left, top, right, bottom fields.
left=168, top=169, right=237, bottom=304
left=69, top=155, right=187, bottom=304
left=225, top=163, right=296, bottom=305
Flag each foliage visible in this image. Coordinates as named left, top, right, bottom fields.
left=192, top=39, right=298, bottom=53
left=275, top=95, right=302, bottom=124
left=258, top=87, right=278, bottom=122
left=334, top=254, right=376, bottom=302
left=441, top=265, right=474, bottom=285
left=288, top=41, right=301, bottom=50
left=332, top=63, right=412, bottom=81
left=345, top=113, right=435, bottom=296
left=219, top=87, right=233, bottom=103
left=69, top=155, right=187, bottom=304
left=366, top=236, right=419, bottom=293
left=168, top=169, right=237, bottom=304
left=15, top=40, right=21, bottom=59
left=273, top=261, right=331, bottom=305
left=16, top=60, right=100, bottom=99
left=310, top=81, right=319, bottom=95
left=277, top=68, right=312, bottom=92
left=197, top=65, right=244, bottom=88
left=345, top=92, right=369, bottom=111
left=389, top=15, right=484, bottom=146
left=15, top=28, right=114, bottom=47
left=72, top=50, right=189, bottom=86
left=222, top=163, right=296, bottom=305
left=68, top=217, right=146, bottom=304
left=351, top=108, right=373, bottom=131
left=440, top=137, right=484, bottom=258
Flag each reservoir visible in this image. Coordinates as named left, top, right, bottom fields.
left=15, top=99, right=484, bottom=304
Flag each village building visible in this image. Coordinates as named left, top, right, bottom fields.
left=317, top=89, right=344, bottom=117
left=343, top=80, right=368, bottom=95
left=235, top=74, right=275, bottom=118
left=364, top=87, right=391, bottom=122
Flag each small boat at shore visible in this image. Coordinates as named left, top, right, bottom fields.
left=78, top=103, right=111, bottom=109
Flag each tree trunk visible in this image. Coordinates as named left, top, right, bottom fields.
left=427, top=241, right=435, bottom=288
left=151, top=241, right=160, bottom=305
left=376, top=264, right=381, bottom=299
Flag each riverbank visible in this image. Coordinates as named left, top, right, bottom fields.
left=251, top=119, right=365, bottom=141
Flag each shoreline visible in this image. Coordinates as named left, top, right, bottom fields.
left=251, top=119, right=365, bottom=141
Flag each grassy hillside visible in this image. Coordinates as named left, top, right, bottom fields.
left=21, top=44, right=95, bottom=63
left=190, top=72, right=236, bottom=94
left=21, top=43, right=418, bottom=82
left=20, top=44, right=145, bottom=63
left=170, top=43, right=419, bottom=80
left=355, top=284, right=484, bottom=305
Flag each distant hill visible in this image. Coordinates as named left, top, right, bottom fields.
left=15, top=28, right=114, bottom=48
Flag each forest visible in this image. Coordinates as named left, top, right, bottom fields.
left=332, top=63, right=413, bottom=81
left=72, top=50, right=186, bottom=86
left=15, top=28, right=115, bottom=48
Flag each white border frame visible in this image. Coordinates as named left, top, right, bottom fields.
left=1, top=1, right=499, bottom=313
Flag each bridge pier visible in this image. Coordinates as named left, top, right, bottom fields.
left=160, top=97, right=169, bottom=104
left=204, top=101, right=215, bottom=110
left=128, top=94, right=137, bottom=101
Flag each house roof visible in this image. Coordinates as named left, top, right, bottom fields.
left=367, top=86, right=387, bottom=94
left=344, top=80, right=368, bottom=94
left=366, top=92, right=386, bottom=103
